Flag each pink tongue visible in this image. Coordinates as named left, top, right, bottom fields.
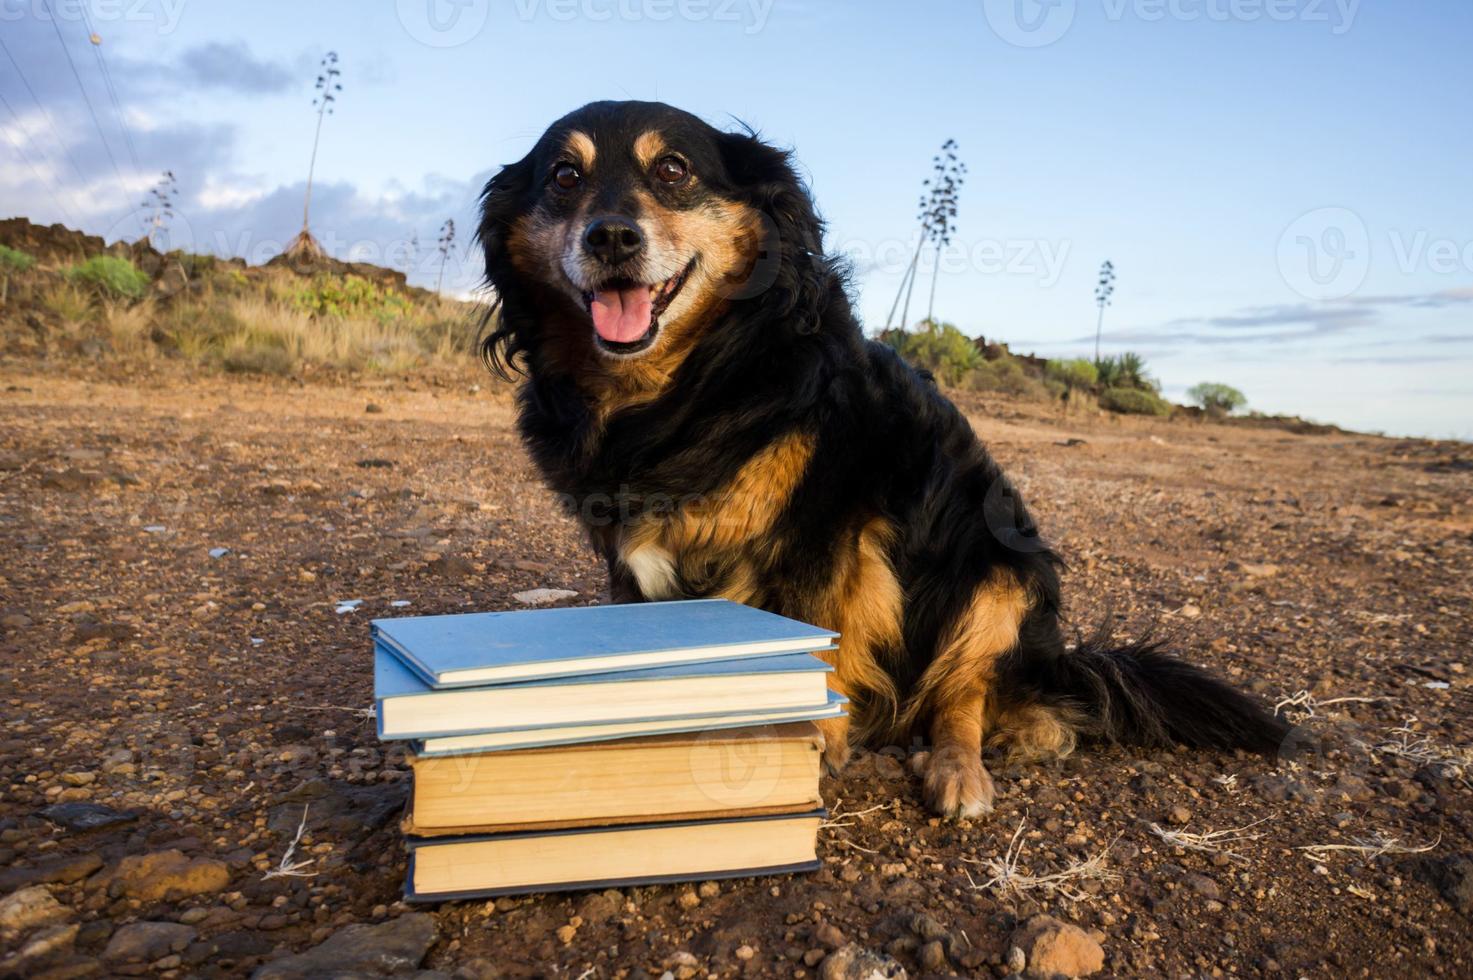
left=590, top=286, right=653, bottom=343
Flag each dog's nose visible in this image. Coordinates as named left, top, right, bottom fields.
left=583, top=216, right=644, bottom=265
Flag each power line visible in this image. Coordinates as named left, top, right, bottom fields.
left=0, top=36, right=93, bottom=194
left=38, top=0, right=139, bottom=230
left=0, top=90, right=83, bottom=227
left=76, top=2, right=142, bottom=174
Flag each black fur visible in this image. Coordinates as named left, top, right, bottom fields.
left=477, top=100, right=1289, bottom=758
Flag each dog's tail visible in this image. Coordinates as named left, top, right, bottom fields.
left=1005, top=630, right=1290, bottom=755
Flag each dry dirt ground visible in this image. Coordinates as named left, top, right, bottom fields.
left=1, top=366, right=1470, bottom=979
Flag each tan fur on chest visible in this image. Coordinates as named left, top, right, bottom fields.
left=613, top=431, right=815, bottom=600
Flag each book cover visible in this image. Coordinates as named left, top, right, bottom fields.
left=405, top=722, right=824, bottom=833
left=403, top=809, right=826, bottom=902
left=411, top=689, right=847, bottom=756
left=374, top=644, right=835, bottom=740
left=372, top=598, right=838, bottom=688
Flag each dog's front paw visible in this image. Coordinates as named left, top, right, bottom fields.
left=815, top=715, right=853, bottom=776
left=919, top=744, right=995, bottom=819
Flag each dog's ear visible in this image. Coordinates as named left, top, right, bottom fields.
left=717, top=130, right=828, bottom=333
left=476, top=153, right=535, bottom=290
left=476, top=154, right=536, bottom=378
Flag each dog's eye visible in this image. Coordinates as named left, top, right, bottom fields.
left=552, top=163, right=581, bottom=191
left=654, top=156, right=688, bottom=184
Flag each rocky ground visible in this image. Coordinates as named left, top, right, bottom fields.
left=1, top=364, right=1469, bottom=979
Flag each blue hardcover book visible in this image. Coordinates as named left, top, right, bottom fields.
left=412, top=689, right=848, bottom=756
left=375, top=644, right=835, bottom=741
left=371, top=598, right=837, bottom=689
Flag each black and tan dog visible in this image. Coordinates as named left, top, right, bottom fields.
left=477, top=101, right=1287, bottom=818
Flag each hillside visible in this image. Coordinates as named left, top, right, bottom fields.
left=0, top=218, right=483, bottom=381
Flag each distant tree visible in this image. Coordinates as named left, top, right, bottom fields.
left=1092, top=259, right=1115, bottom=363
left=435, top=219, right=456, bottom=293
left=141, top=170, right=177, bottom=248
left=885, top=140, right=966, bottom=331
left=1188, top=382, right=1247, bottom=416
left=286, top=51, right=343, bottom=260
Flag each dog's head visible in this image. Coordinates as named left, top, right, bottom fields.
left=479, top=101, right=826, bottom=377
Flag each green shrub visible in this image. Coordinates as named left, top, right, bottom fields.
left=290, top=274, right=411, bottom=323
left=1046, top=358, right=1098, bottom=389
left=1187, top=382, right=1247, bottom=416
left=965, top=354, right=1050, bottom=398
left=1095, top=351, right=1155, bottom=391
left=0, top=244, right=36, bottom=272
left=66, top=256, right=150, bottom=301
left=1101, top=386, right=1172, bottom=416
left=881, top=319, right=981, bottom=386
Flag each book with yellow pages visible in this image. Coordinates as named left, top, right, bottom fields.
left=404, top=809, right=825, bottom=901
left=404, top=722, right=824, bottom=835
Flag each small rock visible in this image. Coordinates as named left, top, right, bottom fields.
left=0, top=852, right=103, bottom=891
left=909, top=913, right=947, bottom=941
left=512, top=588, right=578, bottom=606
left=1007, top=945, right=1027, bottom=973
left=816, top=922, right=845, bottom=948
left=818, top=943, right=907, bottom=980
left=1010, top=915, right=1104, bottom=978
left=1168, top=806, right=1191, bottom=825
left=250, top=913, right=437, bottom=979
left=365, top=403, right=384, bottom=414
left=697, top=881, right=720, bottom=898
left=676, top=890, right=700, bottom=910
left=918, top=939, right=948, bottom=972
left=38, top=802, right=139, bottom=833
left=556, top=924, right=576, bottom=944
left=102, top=921, right=196, bottom=963
left=0, top=885, right=72, bottom=936
left=101, top=850, right=230, bottom=902
left=735, top=944, right=756, bottom=961
left=1429, top=855, right=1473, bottom=916
left=1182, top=873, right=1221, bottom=901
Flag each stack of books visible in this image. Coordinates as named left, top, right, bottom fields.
left=371, top=598, right=843, bottom=901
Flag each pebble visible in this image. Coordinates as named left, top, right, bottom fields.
left=1168, top=806, right=1192, bottom=825
left=818, top=943, right=907, bottom=980
left=0, top=885, right=72, bottom=936
left=251, top=913, right=438, bottom=979
left=102, top=922, right=197, bottom=964
left=918, top=939, right=948, bottom=972
left=1010, top=915, right=1104, bottom=977
left=99, top=849, right=231, bottom=902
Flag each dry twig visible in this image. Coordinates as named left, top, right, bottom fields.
left=1298, top=833, right=1440, bottom=864
left=963, top=819, right=1118, bottom=904
left=262, top=805, right=318, bottom=880
left=1148, top=816, right=1272, bottom=864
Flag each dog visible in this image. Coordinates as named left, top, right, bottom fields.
left=476, top=101, right=1288, bottom=818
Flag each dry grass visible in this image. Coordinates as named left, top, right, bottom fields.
left=1298, top=832, right=1440, bottom=864
left=262, top=804, right=318, bottom=880
left=963, top=819, right=1119, bottom=904
left=1357, top=718, right=1472, bottom=786
left=1273, top=688, right=1385, bottom=722
left=1149, top=817, right=1272, bottom=864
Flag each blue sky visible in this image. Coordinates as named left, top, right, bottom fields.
left=2, top=0, right=1469, bottom=438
